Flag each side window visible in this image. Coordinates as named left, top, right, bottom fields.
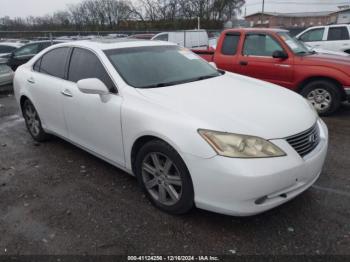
left=0, top=45, right=16, bottom=53
left=39, top=47, right=70, bottom=79
left=14, top=44, right=39, bottom=57
left=33, top=58, right=42, bottom=72
left=300, top=28, right=324, bottom=42
left=154, top=34, right=169, bottom=41
left=68, top=48, right=115, bottom=92
left=328, top=27, right=350, bottom=41
left=221, top=34, right=240, bottom=55
left=243, top=34, right=283, bottom=57
left=40, top=42, right=52, bottom=51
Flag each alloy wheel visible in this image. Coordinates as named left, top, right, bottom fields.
left=307, top=88, right=332, bottom=112
left=24, top=102, right=41, bottom=137
left=141, top=152, right=183, bottom=206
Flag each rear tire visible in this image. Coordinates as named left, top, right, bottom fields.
left=22, top=99, right=50, bottom=142
left=300, top=80, right=341, bottom=116
left=135, top=140, right=194, bottom=215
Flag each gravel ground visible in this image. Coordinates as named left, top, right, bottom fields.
left=0, top=86, right=349, bottom=256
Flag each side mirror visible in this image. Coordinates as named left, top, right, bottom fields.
left=272, top=50, right=288, bottom=59
left=77, top=78, right=109, bottom=95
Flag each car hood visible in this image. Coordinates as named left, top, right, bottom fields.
left=313, top=48, right=350, bottom=57
left=297, top=52, right=350, bottom=68
left=137, top=73, right=317, bottom=139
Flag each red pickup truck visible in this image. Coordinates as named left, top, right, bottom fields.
left=193, top=28, right=350, bottom=115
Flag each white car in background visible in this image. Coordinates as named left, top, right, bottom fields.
left=296, top=24, right=350, bottom=55
left=0, top=42, right=23, bottom=57
left=0, top=42, right=23, bottom=64
left=0, top=64, right=14, bottom=86
left=152, top=30, right=209, bottom=50
left=14, top=40, right=328, bottom=216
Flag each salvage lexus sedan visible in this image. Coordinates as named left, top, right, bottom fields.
left=14, top=39, right=328, bottom=216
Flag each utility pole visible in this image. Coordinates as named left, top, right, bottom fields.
left=260, top=0, right=265, bottom=26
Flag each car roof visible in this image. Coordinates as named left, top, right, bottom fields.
left=56, top=38, right=176, bottom=51
left=0, top=42, right=23, bottom=47
left=224, top=28, right=289, bottom=33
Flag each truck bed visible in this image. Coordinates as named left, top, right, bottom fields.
left=192, top=49, right=215, bottom=62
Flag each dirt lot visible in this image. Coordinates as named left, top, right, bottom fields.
left=0, top=86, right=350, bottom=256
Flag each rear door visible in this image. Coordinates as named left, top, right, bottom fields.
left=324, top=25, right=350, bottom=52
left=237, top=32, right=294, bottom=87
left=61, top=47, right=125, bottom=166
left=213, top=32, right=241, bottom=73
left=28, top=47, right=71, bottom=137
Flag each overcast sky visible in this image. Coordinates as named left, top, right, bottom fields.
left=243, top=0, right=348, bottom=16
left=0, top=0, right=348, bottom=18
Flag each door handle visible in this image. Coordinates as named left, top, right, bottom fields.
left=239, top=61, right=248, bottom=66
left=27, top=77, right=35, bottom=84
left=61, top=89, right=73, bottom=97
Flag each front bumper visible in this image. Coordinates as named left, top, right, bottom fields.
left=183, top=119, right=328, bottom=216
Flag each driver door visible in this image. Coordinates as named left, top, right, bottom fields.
left=62, top=47, right=125, bottom=167
left=237, top=33, right=294, bottom=88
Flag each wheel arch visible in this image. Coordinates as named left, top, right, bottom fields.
left=298, top=76, right=346, bottom=100
left=130, top=134, right=183, bottom=175
left=20, top=95, right=30, bottom=112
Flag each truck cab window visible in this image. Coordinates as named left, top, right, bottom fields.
left=221, top=34, right=240, bottom=55
left=243, top=34, right=283, bottom=57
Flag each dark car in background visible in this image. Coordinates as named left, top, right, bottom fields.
left=127, top=34, right=155, bottom=40
left=6, top=41, right=62, bottom=71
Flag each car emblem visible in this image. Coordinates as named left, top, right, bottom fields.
left=309, top=134, right=316, bottom=144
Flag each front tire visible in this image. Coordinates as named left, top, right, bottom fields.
left=22, top=99, right=50, bottom=142
left=301, top=80, right=341, bottom=116
left=135, top=140, right=194, bottom=215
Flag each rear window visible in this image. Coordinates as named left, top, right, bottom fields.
left=328, top=27, right=349, bottom=41
left=154, top=34, right=169, bottom=41
left=0, top=45, right=16, bottom=53
left=39, top=47, right=70, bottom=79
left=221, top=34, right=240, bottom=55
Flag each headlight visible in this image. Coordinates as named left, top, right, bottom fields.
left=198, top=129, right=286, bottom=158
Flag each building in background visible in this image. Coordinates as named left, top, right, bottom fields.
left=245, top=11, right=333, bottom=28
left=330, top=8, right=350, bottom=24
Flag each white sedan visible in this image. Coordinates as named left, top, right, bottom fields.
left=14, top=40, right=328, bottom=216
left=0, top=64, right=14, bottom=86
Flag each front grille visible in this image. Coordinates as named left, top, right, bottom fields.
left=286, top=123, right=320, bottom=158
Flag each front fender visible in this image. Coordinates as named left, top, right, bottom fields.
left=121, top=96, right=217, bottom=171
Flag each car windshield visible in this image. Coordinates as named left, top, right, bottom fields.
left=104, top=45, right=221, bottom=88
left=278, top=32, right=314, bottom=55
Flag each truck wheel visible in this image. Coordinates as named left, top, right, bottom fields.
left=301, top=80, right=341, bottom=116
left=135, top=140, right=194, bottom=215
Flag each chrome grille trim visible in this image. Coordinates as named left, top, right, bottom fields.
left=286, top=123, right=320, bottom=158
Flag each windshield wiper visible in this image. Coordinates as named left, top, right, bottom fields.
left=195, top=74, right=220, bottom=81
left=139, top=73, right=221, bottom=89
left=140, top=80, right=190, bottom=89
